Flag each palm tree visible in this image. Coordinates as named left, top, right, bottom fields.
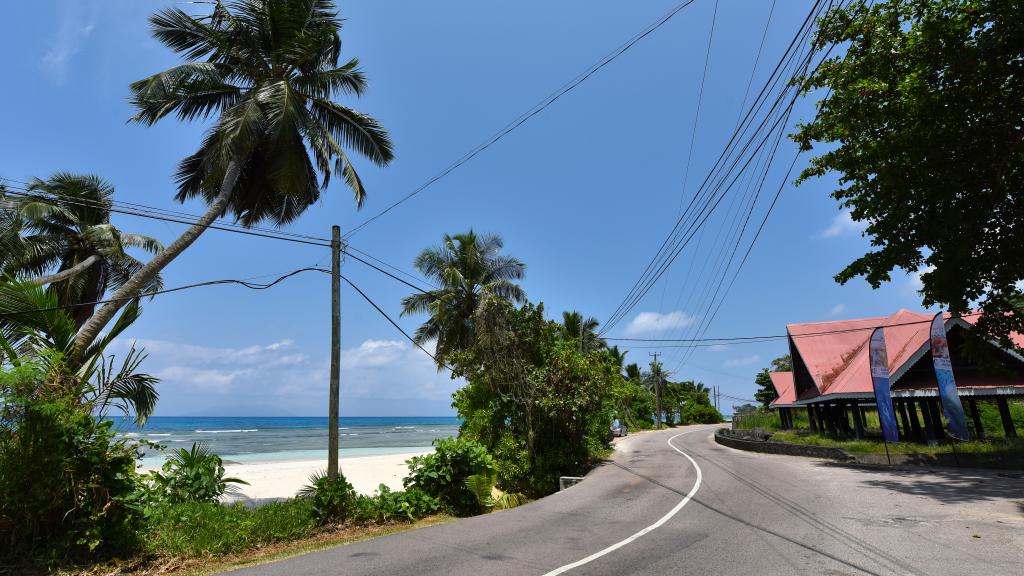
left=561, top=310, right=606, bottom=353
left=607, top=345, right=627, bottom=371
left=74, top=0, right=394, bottom=352
left=401, top=231, right=526, bottom=366
left=2, top=173, right=163, bottom=328
left=645, top=361, right=670, bottom=430
left=624, top=362, right=642, bottom=382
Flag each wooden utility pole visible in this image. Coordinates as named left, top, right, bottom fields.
left=650, top=352, right=662, bottom=430
left=328, top=225, right=341, bottom=480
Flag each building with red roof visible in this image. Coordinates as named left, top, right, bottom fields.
left=767, top=309, right=1023, bottom=440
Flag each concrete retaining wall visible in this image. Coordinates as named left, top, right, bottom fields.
left=714, top=429, right=853, bottom=461
left=715, top=428, right=1024, bottom=470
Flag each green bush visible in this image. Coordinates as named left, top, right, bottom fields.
left=353, top=485, right=441, bottom=523
left=681, top=401, right=723, bottom=425
left=0, top=361, right=143, bottom=562
left=405, top=437, right=495, bottom=516
left=144, top=499, right=317, bottom=557
left=144, top=443, right=248, bottom=505
left=299, top=472, right=358, bottom=523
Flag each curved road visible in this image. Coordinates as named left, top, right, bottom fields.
left=230, top=425, right=1023, bottom=575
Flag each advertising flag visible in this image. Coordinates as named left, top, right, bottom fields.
left=869, top=328, right=900, bottom=442
left=930, top=313, right=970, bottom=440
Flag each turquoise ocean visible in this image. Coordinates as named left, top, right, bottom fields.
left=113, top=416, right=461, bottom=467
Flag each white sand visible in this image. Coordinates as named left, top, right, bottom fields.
left=146, top=450, right=433, bottom=503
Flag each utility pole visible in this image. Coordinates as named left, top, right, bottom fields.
left=650, top=352, right=662, bottom=430
left=328, top=225, right=341, bottom=480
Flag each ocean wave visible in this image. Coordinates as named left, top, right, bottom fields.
left=194, top=429, right=259, bottom=433
left=393, top=426, right=417, bottom=430
left=148, top=433, right=171, bottom=437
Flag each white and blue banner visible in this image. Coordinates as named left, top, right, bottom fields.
left=869, top=328, right=900, bottom=442
left=930, top=313, right=970, bottom=441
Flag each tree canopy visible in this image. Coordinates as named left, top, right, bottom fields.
left=792, top=0, right=1024, bottom=346
left=754, top=354, right=792, bottom=409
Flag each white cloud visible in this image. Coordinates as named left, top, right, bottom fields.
left=909, top=265, right=936, bottom=293
left=819, top=210, right=867, bottom=238
left=706, top=344, right=731, bottom=353
left=41, top=1, right=100, bottom=84
left=113, top=336, right=461, bottom=416
left=624, top=311, right=695, bottom=336
left=724, top=354, right=761, bottom=368
left=828, top=303, right=846, bottom=317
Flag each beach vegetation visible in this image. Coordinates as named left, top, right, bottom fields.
left=300, top=470, right=358, bottom=522
left=0, top=173, right=164, bottom=329
left=352, top=485, right=441, bottom=523
left=404, top=436, right=496, bottom=516
left=143, top=443, right=249, bottom=506
left=401, top=230, right=526, bottom=367
left=74, top=0, right=395, bottom=353
left=465, top=472, right=528, bottom=512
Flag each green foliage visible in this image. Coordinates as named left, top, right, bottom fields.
left=452, top=299, right=619, bottom=496
left=145, top=443, right=248, bottom=506
left=400, top=231, right=526, bottom=366
left=0, top=362, right=143, bottom=562
left=352, top=485, right=441, bottom=523
left=404, top=437, right=496, bottom=516
left=754, top=355, right=792, bottom=408
left=681, top=400, right=724, bottom=425
left=792, top=0, right=1024, bottom=345
left=299, top=471, right=358, bottom=523
left=144, top=499, right=317, bottom=558
left=464, top=472, right=528, bottom=513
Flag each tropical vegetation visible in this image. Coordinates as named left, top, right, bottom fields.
left=793, top=0, right=1024, bottom=348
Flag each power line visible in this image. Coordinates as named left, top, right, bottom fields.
left=342, top=249, right=430, bottom=294
left=336, top=272, right=451, bottom=371
left=342, top=0, right=702, bottom=239
left=0, top=267, right=326, bottom=318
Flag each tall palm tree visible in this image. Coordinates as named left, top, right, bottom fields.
left=561, top=310, right=606, bottom=353
left=401, top=231, right=526, bottom=366
left=607, top=345, right=627, bottom=371
left=645, top=360, right=670, bottom=429
left=74, top=0, right=393, bottom=352
left=624, top=362, right=642, bottom=382
left=1, top=174, right=163, bottom=328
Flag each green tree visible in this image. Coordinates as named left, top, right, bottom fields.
left=792, top=0, right=1024, bottom=346
left=75, top=0, right=394, bottom=352
left=1, top=173, right=163, bottom=328
left=560, top=310, right=606, bottom=353
left=624, top=362, right=642, bottom=382
left=401, top=231, right=525, bottom=365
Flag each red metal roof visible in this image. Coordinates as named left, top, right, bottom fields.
left=768, top=371, right=796, bottom=407
left=781, top=309, right=1024, bottom=401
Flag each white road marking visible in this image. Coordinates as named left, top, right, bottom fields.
left=539, top=428, right=705, bottom=575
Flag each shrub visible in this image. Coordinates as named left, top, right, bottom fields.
left=144, top=499, right=317, bottom=557
left=405, top=437, right=495, bottom=516
left=682, top=401, right=724, bottom=425
left=0, top=361, right=144, bottom=562
left=144, top=443, right=248, bottom=506
left=299, top=471, right=358, bottom=523
left=353, top=485, right=441, bottom=523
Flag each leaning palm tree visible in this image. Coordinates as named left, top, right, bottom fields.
left=2, top=173, right=163, bottom=328
left=74, top=0, right=393, bottom=352
left=401, top=231, right=526, bottom=366
left=561, top=310, right=606, bottom=353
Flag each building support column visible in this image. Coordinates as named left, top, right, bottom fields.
left=897, top=400, right=912, bottom=441
left=997, top=397, right=1017, bottom=438
left=968, top=398, right=985, bottom=441
left=907, top=401, right=923, bottom=442
left=852, top=400, right=865, bottom=439
left=929, top=398, right=945, bottom=440
left=807, top=405, right=818, bottom=433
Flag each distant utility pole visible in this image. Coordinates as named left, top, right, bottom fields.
left=328, top=225, right=341, bottom=480
left=650, top=352, right=662, bottom=430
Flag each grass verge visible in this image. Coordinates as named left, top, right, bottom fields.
left=770, top=430, right=1024, bottom=456
left=55, top=515, right=453, bottom=576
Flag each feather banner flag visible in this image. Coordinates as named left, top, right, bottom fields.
left=930, top=313, right=970, bottom=441
left=869, top=328, right=900, bottom=442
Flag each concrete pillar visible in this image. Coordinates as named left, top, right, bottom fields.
left=968, top=398, right=985, bottom=441
left=997, top=397, right=1017, bottom=438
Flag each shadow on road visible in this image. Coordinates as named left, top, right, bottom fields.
left=817, top=462, right=1024, bottom=506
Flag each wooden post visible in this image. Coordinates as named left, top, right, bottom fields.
left=328, top=225, right=341, bottom=480
left=921, top=399, right=938, bottom=445
left=808, top=405, right=818, bottom=433
left=897, top=400, right=912, bottom=441
left=967, top=398, right=985, bottom=440
left=997, top=397, right=1017, bottom=438
left=852, top=400, right=865, bottom=439
left=907, top=400, right=923, bottom=442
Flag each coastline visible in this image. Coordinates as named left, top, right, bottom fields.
left=143, top=449, right=434, bottom=501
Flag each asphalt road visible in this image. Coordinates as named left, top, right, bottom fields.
left=229, top=425, right=1024, bottom=576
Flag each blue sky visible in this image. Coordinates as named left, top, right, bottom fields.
left=1, top=0, right=936, bottom=416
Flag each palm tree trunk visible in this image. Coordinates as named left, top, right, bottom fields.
left=74, top=162, right=241, bottom=354
left=31, top=254, right=100, bottom=286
